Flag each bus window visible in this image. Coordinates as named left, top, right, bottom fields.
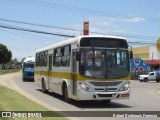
left=79, top=48, right=129, bottom=79
left=54, top=47, right=62, bottom=66
left=62, top=45, right=71, bottom=67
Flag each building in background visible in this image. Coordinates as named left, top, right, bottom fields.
left=132, top=46, right=149, bottom=60
left=130, top=57, right=151, bottom=79
left=132, top=44, right=160, bottom=70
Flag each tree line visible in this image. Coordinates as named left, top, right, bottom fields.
left=0, top=43, right=12, bottom=69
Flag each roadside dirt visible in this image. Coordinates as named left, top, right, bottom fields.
left=0, top=72, right=18, bottom=90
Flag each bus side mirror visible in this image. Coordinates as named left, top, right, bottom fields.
left=76, top=51, right=80, bottom=61
left=130, top=51, right=133, bottom=60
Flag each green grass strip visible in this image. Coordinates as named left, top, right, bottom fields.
left=0, top=85, right=68, bottom=120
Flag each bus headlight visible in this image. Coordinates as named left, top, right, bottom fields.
left=119, top=82, right=130, bottom=91
left=79, top=82, right=92, bottom=92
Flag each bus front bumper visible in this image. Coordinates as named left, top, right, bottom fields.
left=23, top=75, right=34, bottom=80
left=76, top=88, right=130, bottom=101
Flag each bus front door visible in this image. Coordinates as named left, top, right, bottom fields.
left=72, top=50, right=77, bottom=96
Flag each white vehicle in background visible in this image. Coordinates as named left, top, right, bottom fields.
left=138, top=71, right=160, bottom=82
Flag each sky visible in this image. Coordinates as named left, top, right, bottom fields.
left=0, top=0, right=160, bottom=61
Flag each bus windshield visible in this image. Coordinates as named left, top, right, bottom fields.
left=79, top=48, right=129, bottom=79
left=24, top=62, right=34, bottom=69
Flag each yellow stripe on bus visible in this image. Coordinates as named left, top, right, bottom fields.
left=35, top=70, right=130, bottom=81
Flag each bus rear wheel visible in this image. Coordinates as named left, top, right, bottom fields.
left=42, top=80, right=47, bottom=93
left=63, top=84, right=70, bottom=102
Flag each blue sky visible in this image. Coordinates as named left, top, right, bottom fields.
left=0, top=0, right=160, bottom=61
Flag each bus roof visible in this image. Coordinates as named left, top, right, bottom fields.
left=23, top=57, right=35, bottom=63
left=36, top=35, right=126, bottom=53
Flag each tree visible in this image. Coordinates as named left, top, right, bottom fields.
left=14, top=58, right=18, bottom=62
left=0, top=44, right=12, bottom=65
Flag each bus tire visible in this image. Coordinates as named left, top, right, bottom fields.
left=63, top=84, right=70, bottom=102
left=22, top=77, right=25, bottom=81
left=42, top=79, right=47, bottom=93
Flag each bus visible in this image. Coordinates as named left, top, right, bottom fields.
left=22, top=57, right=35, bottom=81
left=35, top=35, right=131, bottom=103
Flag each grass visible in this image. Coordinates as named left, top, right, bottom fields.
left=0, top=70, right=19, bottom=75
left=0, top=71, right=8, bottom=75
left=0, top=85, right=68, bottom=120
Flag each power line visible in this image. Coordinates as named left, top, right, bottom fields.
left=0, top=18, right=158, bottom=41
left=0, top=23, right=157, bottom=45
left=0, top=24, right=74, bottom=38
left=0, top=18, right=81, bottom=32
left=0, top=27, right=54, bottom=40
left=8, top=0, right=160, bottom=23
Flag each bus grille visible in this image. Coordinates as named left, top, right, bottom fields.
left=89, top=81, right=122, bottom=86
left=27, top=72, right=34, bottom=76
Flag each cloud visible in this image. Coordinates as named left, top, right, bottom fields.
left=123, top=17, right=145, bottom=22
left=90, top=17, right=117, bottom=27
left=88, top=17, right=128, bottom=34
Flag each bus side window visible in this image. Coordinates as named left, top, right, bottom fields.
left=44, top=51, right=48, bottom=66
left=36, top=53, right=40, bottom=66
left=54, top=47, right=62, bottom=66
left=62, top=45, right=71, bottom=67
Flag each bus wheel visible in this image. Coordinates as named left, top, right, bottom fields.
left=42, top=80, right=47, bottom=93
left=22, top=77, right=25, bottom=81
left=63, top=84, right=70, bottom=102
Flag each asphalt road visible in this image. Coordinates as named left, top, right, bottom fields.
left=12, top=72, right=160, bottom=120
